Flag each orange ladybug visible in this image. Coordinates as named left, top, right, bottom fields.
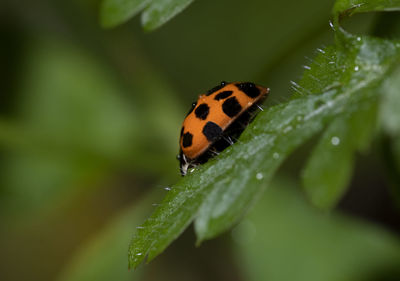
left=178, top=81, right=270, bottom=176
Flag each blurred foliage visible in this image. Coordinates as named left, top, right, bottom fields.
left=100, top=0, right=194, bottom=30
left=0, top=39, right=181, bottom=215
left=234, top=177, right=400, bottom=281
left=56, top=190, right=161, bottom=281
left=0, top=0, right=400, bottom=281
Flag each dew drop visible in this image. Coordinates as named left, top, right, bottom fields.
left=256, top=172, right=263, bottom=180
left=354, top=66, right=359, bottom=71
left=356, top=37, right=361, bottom=41
left=136, top=253, right=143, bottom=256
left=273, top=152, right=280, bottom=159
left=331, top=136, right=340, bottom=146
left=136, top=226, right=144, bottom=229
left=189, top=168, right=195, bottom=173
left=164, top=187, right=171, bottom=191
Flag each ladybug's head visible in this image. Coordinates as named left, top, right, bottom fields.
left=177, top=151, right=196, bottom=176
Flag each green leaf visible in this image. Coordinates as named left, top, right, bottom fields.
left=99, top=0, right=194, bottom=30
left=302, top=97, right=377, bottom=209
left=141, top=0, right=194, bottom=31
left=129, top=35, right=400, bottom=269
left=100, top=0, right=150, bottom=28
left=128, top=1, right=400, bottom=269
left=298, top=21, right=400, bottom=208
left=235, top=178, right=400, bottom=281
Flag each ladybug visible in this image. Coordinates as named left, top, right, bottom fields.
left=178, top=81, right=270, bottom=176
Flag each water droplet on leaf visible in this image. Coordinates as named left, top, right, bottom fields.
left=331, top=136, right=340, bottom=146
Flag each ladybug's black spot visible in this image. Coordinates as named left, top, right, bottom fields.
left=206, top=81, right=227, bottom=96
left=182, top=132, right=193, bottom=148
left=236, top=82, right=260, bottom=98
left=214, top=91, right=233, bottom=101
left=202, top=121, right=222, bottom=142
left=186, top=102, right=197, bottom=116
left=222, top=96, right=242, bottom=118
left=180, top=126, right=184, bottom=137
left=194, top=103, right=210, bottom=120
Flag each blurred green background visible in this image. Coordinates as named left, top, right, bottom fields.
left=1, top=0, right=400, bottom=281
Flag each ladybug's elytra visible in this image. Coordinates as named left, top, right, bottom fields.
left=178, top=81, right=270, bottom=176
